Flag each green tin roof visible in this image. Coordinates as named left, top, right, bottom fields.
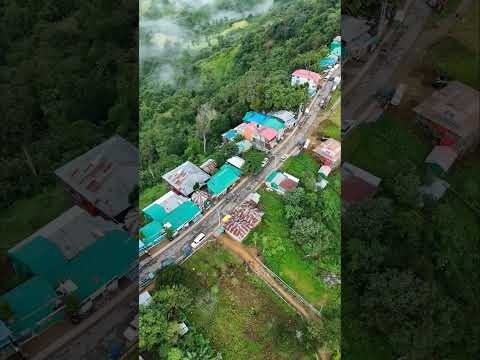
left=243, top=112, right=285, bottom=131
left=144, top=204, right=167, bottom=222
left=9, top=231, right=136, bottom=303
left=207, top=164, right=241, bottom=195
left=0, top=276, right=58, bottom=338
left=66, top=230, right=136, bottom=301
left=9, top=236, right=67, bottom=285
left=139, top=201, right=201, bottom=248
left=266, top=170, right=279, bottom=183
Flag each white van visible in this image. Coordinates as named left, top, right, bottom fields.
left=191, top=233, right=206, bottom=249
left=391, top=83, right=407, bottom=106
left=303, top=139, right=311, bottom=149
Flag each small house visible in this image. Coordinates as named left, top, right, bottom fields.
left=341, top=15, right=376, bottom=61
left=291, top=69, right=322, bottom=96
left=425, top=146, right=458, bottom=175
left=269, top=110, right=297, bottom=129
left=207, top=163, right=242, bottom=198
left=226, top=156, right=246, bottom=170
left=342, top=162, right=381, bottom=204
left=140, top=194, right=201, bottom=249
left=162, top=161, right=210, bottom=197
left=413, top=81, right=480, bottom=154
left=54, top=135, right=139, bottom=221
left=313, top=138, right=341, bottom=168
left=265, top=171, right=300, bottom=195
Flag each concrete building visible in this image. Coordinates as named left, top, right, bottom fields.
left=413, top=81, right=480, bottom=154
left=313, top=138, right=341, bottom=168
left=291, top=69, right=322, bottom=96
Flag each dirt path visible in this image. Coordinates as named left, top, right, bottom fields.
left=218, top=235, right=318, bottom=321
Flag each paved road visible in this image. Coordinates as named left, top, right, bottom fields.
left=342, top=0, right=432, bottom=126
left=343, top=0, right=473, bottom=131
left=140, top=66, right=341, bottom=287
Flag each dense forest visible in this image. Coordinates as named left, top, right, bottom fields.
left=0, top=0, right=138, bottom=209
left=139, top=0, right=340, bottom=191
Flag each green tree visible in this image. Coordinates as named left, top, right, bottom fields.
left=196, top=103, right=217, bottom=154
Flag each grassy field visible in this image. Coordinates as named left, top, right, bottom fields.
left=182, top=243, right=314, bottom=360
left=200, top=45, right=240, bottom=82
left=244, top=153, right=340, bottom=307
left=0, top=186, right=72, bottom=255
left=281, top=153, right=320, bottom=181
left=427, top=36, right=479, bottom=90
left=139, top=183, right=169, bottom=209
left=244, top=190, right=330, bottom=307
left=343, top=114, right=430, bottom=179
left=449, top=0, right=479, bottom=53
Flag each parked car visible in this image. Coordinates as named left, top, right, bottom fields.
left=261, top=157, right=269, bottom=167
left=280, top=154, right=288, bottom=161
left=390, top=83, right=407, bottom=106
left=191, top=233, right=206, bottom=249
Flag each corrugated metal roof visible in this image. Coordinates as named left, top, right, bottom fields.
left=11, top=206, right=120, bottom=260
left=55, top=136, right=138, bottom=217
left=162, top=161, right=210, bottom=196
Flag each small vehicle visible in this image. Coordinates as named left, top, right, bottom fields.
left=303, top=139, right=311, bottom=149
left=191, top=233, right=206, bottom=249
left=261, top=157, right=269, bottom=167
left=280, top=154, right=288, bottom=162
left=391, top=83, right=407, bottom=106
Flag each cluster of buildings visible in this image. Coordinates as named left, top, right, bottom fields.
left=341, top=15, right=379, bottom=62
left=0, top=136, right=139, bottom=356
left=222, top=111, right=294, bottom=152
left=138, top=155, right=246, bottom=253
left=320, top=36, right=345, bottom=70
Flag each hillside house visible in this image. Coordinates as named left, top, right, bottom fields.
left=265, top=171, right=299, bottom=195
left=342, top=162, right=381, bottom=204
left=200, top=159, right=217, bottom=175
left=224, top=199, right=264, bottom=242
left=162, top=161, right=210, bottom=197
left=140, top=192, right=201, bottom=249
left=207, top=163, right=242, bottom=198
left=236, top=140, right=253, bottom=154
left=291, top=69, right=322, bottom=96
left=243, top=111, right=285, bottom=139
left=413, top=81, right=480, bottom=154
left=4, top=208, right=136, bottom=344
left=313, top=138, right=341, bottom=168
left=226, top=156, right=245, bottom=170
left=425, top=146, right=458, bottom=175
left=229, top=122, right=278, bottom=151
left=342, top=15, right=376, bottom=60
left=269, top=110, right=297, bottom=129
left=55, top=135, right=138, bottom=221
